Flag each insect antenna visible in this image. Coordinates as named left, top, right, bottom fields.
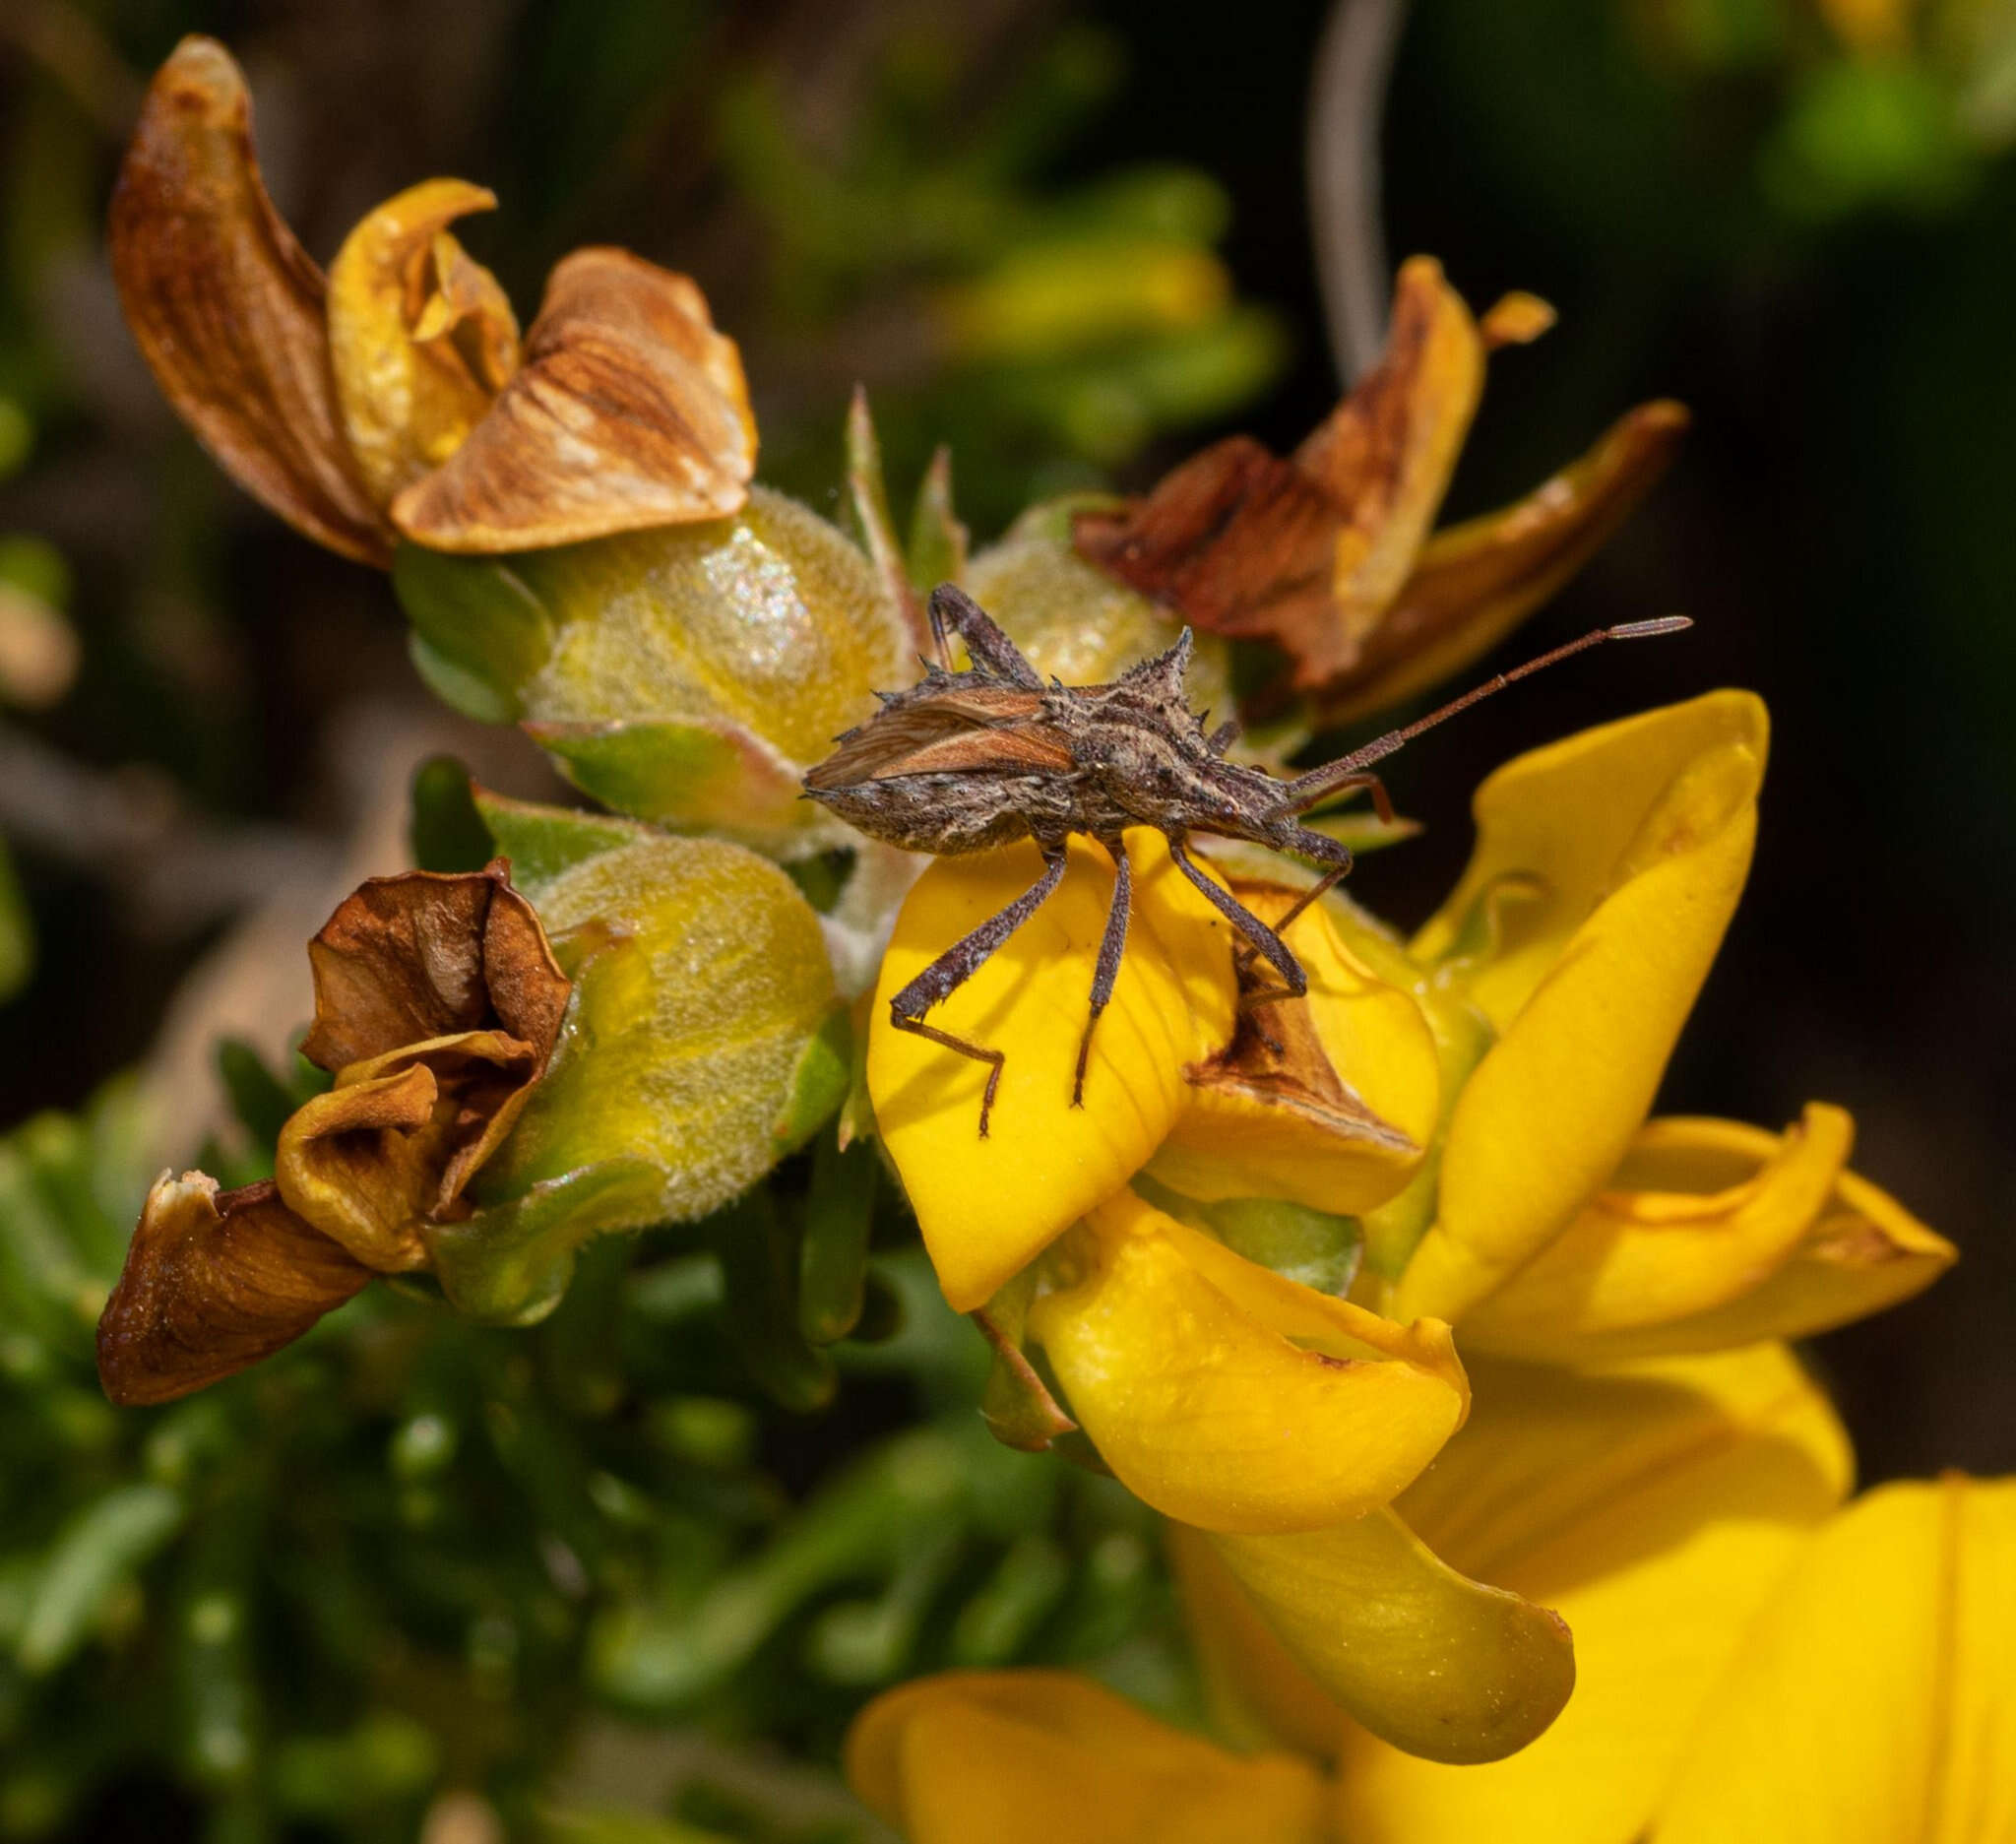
left=1283, top=616, right=1692, bottom=811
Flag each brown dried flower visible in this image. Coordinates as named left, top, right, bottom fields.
left=1073, top=256, right=1687, bottom=722
left=110, top=37, right=755, bottom=567
left=97, top=862, right=569, bottom=1404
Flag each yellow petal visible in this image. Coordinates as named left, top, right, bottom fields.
left=327, top=178, right=520, bottom=504
left=870, top=833, right=1236, bottom=1312
left=1460, top=1103, right=1843, bottom=1359
left=108, top=37, right=390, bottom=564
left=391, top=247, right=756, bottom=551
left=846, top=1670, right=1328, bottom=1844
left=1653, top=1475, right=2016, bottom=1844
left=1147, top=880, right=1439, bottom=1214
left=1396, top=692, right=1767, bottom=1321
left=1461, top=1108, right=1955, bottom=1360
left=1333, top=1343, right=1852, bottom=1844
left=1166, top=1522, right=1346, bottom=1761
left=1203, top=1508, right=1574, bottom=1766
left=1298, top=256, right=1485, bottom=651
left=1026, top=1189, right=1466, bottom=1533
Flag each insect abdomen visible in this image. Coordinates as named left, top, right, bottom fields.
left=807, top=773, right=1049, bottom=856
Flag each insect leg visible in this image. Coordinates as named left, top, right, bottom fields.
left=889, top=846, right=1069, bottom=1137
left=1072, top=839, right=1133, bottom=1109
left=1232, top=826, right=1354, bottom=978
left=927, top=585, right=1043, bottom=689
left=1167, top=837, right=1305, bottom=1000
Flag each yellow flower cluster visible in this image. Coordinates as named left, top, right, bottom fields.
left=849, top=1468, right=2014, bottom=1843
left=860, top=687, right=1960, bottom=1784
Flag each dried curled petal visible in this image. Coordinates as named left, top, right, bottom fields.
left=1149, top=879, right=1439, bottom=1214
left=96, top=1174, right=372, bottom=1406
left=109, top=36, right=391, bottom=565
left=1317, top=401, right=1691, bottom=724
left=278, top=1031, right=543, bottom=1270
left=278, top=862, right=570, bottom=1267
left=298, top=859, right=568, bottom=1074
left=326, top=178, right=520, bottom=503
left=1073, top=257, right=1681, bottom=713
left=391, top=248, right=757, bottom=551
left=1073, top=257, right=1484, bottom=690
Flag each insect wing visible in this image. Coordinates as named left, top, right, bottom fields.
left=804, top=687, right=1063, bottom=787
left=876, top=723, right=1073, bottom=777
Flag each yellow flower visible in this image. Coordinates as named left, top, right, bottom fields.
left=870, top=832, right=1437, bottom=1310
left=1386, top=689, right=1954, bottom=1348
left=1454, top=1105, right=1956, bottom=1362
left=1651, top=1474, right=2016, bottom=1843
left=845, top=1469, right=2016, bottom=1844
left=870, top=689, right=1949, bottom=1364
left=111, top=37, right=754, bottom=568
left=845, top=1670, right=1329, bottom=1844
left=1166, top=1341, right=1855, bottom=1840
left=1027, top=1189, right=1466, bottom=1534
left=861, top=685, right=1960, bottom=1773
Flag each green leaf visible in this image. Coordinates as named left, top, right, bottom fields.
left=428, top=1160, right=664, bottom=1326
left=214, top=1040, right=296, bottom=1150
left=712, top=1189, right=834, bottom=1413
left=906, top=444, right=969, bottom=594
left=269, top=1711, right=439, bottom=1817
left=771, top=1006, right=850, bottom=1156
left=392, top=544, right=555, bottom=721
left=19, top=1485, right=185, bottom=1676
left=472, top=789, right=655, bottom=894
left=844, top=387, right=916, bottom=633
left=796, top=1129, right=878, bottom=1344
left=950, top=1533, right=1071, bottom=1665
left=1297, top=807, right=1424, bottom=856
left=409, top=631, right=517, bottom=725
left=1213, top=1198, right=1362, bottom=1295
left=409, top=755, right=495, bottom=873
left=524, top=715, right=823, bottom=856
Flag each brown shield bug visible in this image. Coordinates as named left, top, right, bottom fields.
left=804, top=584, right=1687, bottom=1135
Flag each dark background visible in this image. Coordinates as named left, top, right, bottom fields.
left=2, top=0, right=2009, bottom=1495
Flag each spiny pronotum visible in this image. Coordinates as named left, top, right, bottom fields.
left=804, top=585, right=1687, bottom=1135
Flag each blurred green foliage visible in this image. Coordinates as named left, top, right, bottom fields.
left=0, top=1053, right=1190, bottom=1839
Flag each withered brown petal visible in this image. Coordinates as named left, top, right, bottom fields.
left=1071, top=435, right=1342, bottom=654
left=1295, top=255, right=1486, bottom=657
left=109, top=37, right=393, bottom=567
left=1072, top=259, right=1489, bottom=690
left=96, top=1173, right=371, bottom=1406
left=1188, top=989, right=1418, bottom=1155
left=1314, top=400, right=1691, bottom=724
left=389, top=247, right=757, bottom=552
left=298, top=861, right=568, bottom=1073
left=276, top=1033, right=539, bottom=1270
